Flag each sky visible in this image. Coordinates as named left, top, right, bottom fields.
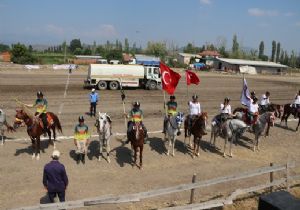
left=0, top=0, right=300, bottom=55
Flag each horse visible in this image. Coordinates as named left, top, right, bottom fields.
left=164, top=112, right=184, bottom=156
left=95, top=112, right=112, bottom=163
left=128, top=122, right=144, bottom=169
left=210, top=117, right=248, bottom=157
left=0, top=109, right=15, bottom=145
left=280, top=103, right=300, bottom=131
left=14, top=108, right=62, bottom=159
left=184, top=112, right=208, bottom=158
left=235, top=111, right=275, bottom=152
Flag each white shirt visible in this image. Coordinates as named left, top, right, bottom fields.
left=189, top=101, right=201, bottom=115
left=249, top=103, right=259, bottom=113
left=294, top=94, right=300, bottom=105
left=220, top=104, right=231, bottom=114
left=260, top=94, right=270, bottom=106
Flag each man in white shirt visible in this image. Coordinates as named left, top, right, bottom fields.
left=260, top=91, right=270, bottom=112
left=248, top=97, right=259, bottom=124
left=292, top=90, right=300, bottom=117
left=187, top=95, right=206, bottom=135
left=220, top=97, right=232, bottom=121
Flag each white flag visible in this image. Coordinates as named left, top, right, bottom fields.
left=240, top=77, right=251, bottom=106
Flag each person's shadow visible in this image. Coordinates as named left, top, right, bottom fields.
left=149, top=137, right=166, bottom=155
left=87, top=140, right=99, bottom=160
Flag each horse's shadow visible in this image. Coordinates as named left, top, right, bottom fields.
left=174, top=139, right=189, bottom=154
left=112, top=145, right=132, bottom=167
left=14, top=139, right=49, bottom=156
left=274, top=123, right=297, bottom=132
left=236, top=135, right=254, bottom=150
left=149, top=137, right=166, bottom=155
left=199, top=138, right=223, bottom=156
left=87, top=140, right=99, bottom=160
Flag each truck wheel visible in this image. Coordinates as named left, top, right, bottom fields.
left=97, top=81, right=107, bottom=90
left=109, top=81, right=119, bottom=90
left=148, top=81, right=157, bottom=90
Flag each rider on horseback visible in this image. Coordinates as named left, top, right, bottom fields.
left=248, top=97, right=259, bottom=124
left=125, top=101, right=148, bottom=144
left=292, top=90, right=300, bottom=117
left=259, top=91, right=270, bottom=112
left=74, top=116, right=90, bottom=164
left=188, top=94, right=207, bottom=135
left=25, top=91, right=48, bottom=134
left=162, top=95, right=178, bottom=134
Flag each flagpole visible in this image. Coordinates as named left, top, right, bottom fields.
left=186, top=71, right=190, bottom=113
left=163, top=90, right=167, bottom=115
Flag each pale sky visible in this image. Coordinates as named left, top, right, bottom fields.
left=1, top=0, right=299, bottom=55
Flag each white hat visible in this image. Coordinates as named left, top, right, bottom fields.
left=52, top=150, right=60, bottom=158
left=92, top=88, right=96, bottom=92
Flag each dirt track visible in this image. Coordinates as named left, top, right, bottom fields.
left=0, top=66, right=300, bottom=209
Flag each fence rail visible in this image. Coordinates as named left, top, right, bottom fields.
left=11, top=162, right=300, bottom=210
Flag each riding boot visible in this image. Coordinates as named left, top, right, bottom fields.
left=76, top=154, right=80, bottom=164
left=81, top=154, right=85, bottom=164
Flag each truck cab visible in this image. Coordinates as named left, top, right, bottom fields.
left=144, top=66, right=161, bottom=90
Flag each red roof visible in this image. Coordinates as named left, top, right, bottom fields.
left=199, top=50, right=220, bottom=57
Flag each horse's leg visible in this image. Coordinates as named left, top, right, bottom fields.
left=134, top=147, right=137, bottom=167
left=223, top=137, right=227, bottom=157
left=32, top=139, right=36, bottom=159
left=106, top=139, right=111, bottom=163
left=98, top=138, right=102, bottom=161
left=36, top=137, right=40, bottom=160
left=265, top=123, right=270, bottom=137
left=296, top=117, right=300, bottom=131
left=229, top=135, right=234, bottom=158
left=139, top=145, right=143, bottom=169
left=192, top=137, right=196, bottom=158
left=0, top=131, right=3, bottom=145
left=47, top=129, right=52, bottom=148
left=167, top=136, right=171, bottom=156
left=52, top=127, right=56, bottom=149
left=172, top=136, right=175, bottom=157
left=285, top=113, right=291, bottom=127
left=196, top=138, right=200, bottom=157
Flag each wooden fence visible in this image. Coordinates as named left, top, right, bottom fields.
left=11, top=162, right=300, bottom=210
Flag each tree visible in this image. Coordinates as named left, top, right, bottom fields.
left=11, top=43, right=37, bottom=64
left=92, top=41, right=96, bottom=55
left=105, top=49, right=122, bottom=61
left=83, top=48, right=92, bottom=55
left=279, top=49, right=284, bottom=64
left=276, top=42, right=280, bottom=63
left=124, top=38, right=129, bottom=53
left=69, top=39, right=82, bottom=53
left=183, top=43, right=197, bottom=54
left=232, top=34, right=239, bottom=58
left=0, top=43, right=10, bottom=52
left=271, top=40, right=276, bottom=62
left=145, top=41, right=167, bottom=59
left=258, top=41, right=264, bottom=59
left=73, top=48, right=82, bottom=55
left=95, top=45, right=105, bottom=56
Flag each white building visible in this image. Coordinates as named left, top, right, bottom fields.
left=177, top=53, right=200, bottom=65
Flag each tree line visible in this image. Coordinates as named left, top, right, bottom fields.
left=0, top=35, right=299, bottom=68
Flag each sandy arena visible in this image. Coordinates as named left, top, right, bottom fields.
left=0, top=65, right=300, bottom=210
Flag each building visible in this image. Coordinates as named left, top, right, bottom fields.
left=0, top=51, right=11, bottom=62
left=214, top=58, right=288, bottom=74
left=177, top=53, right=200, bottom=65
left=134, top=54, right=160, bottom=66
left=198, top=50, right=220, bottom=66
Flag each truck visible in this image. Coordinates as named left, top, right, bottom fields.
left=84, top=64, right=161, bottom=90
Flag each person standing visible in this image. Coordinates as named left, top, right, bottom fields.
left=260, top=91, right=270, bottom=112
left=74, top=116, right=90, bottom=164
left=43, top=150, right=68, bottom=203
left=89, top=88, right=99, bottom=117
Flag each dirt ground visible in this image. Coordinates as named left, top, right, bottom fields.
left=0, top=65, right=300, bottom=210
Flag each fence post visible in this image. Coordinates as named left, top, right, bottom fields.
left=190, top=173, right=197, bottom=204
left=286, top=162, right=290, bottom=191
left=269, top=163, right=274, bottom=192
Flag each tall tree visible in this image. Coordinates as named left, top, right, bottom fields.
left=145, top=41, right=167, bottom=59
left=69, top=39, right=82, bottom=53
left=232, top=34, right=239, bottom=58
left=0, top=43, right=10, bottom=52
left=258, top=41, right=264, bottom=59
left=271, top=40, right=276, bottom=62
left=124, top=38, right=129, bottom=53
left=275, top=42, right=280, bottom=63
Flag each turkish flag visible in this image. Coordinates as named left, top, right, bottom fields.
left=160, top=62, right=181, bottom=95
left=186, top=70, right=200, bottom=85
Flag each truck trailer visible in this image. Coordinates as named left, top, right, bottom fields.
left=84, top=64, right=161, bottom=90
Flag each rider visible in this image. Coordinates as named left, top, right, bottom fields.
left=220, top=97, right=232, bottom=123
left=292, top=90, right=300, bottom=116
left=260, top=91, right=270, bottom=112
left=248, top=97, right=259, bottom=124
left=188, top=94, right=206, bottom=135
left=74, top=116, right=90, bottom=164
left=162, top=95, right=178, bottom=134
left=250, top=91, right=256, bottom=100
left=25, top=91, right=48, bottom=134
left=125, top=101, right=148, bottom=144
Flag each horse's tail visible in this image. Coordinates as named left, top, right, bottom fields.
left=49, top=112, right=63, bottom=133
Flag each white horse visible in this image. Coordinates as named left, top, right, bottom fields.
left=0, top=109, right=14, bottom=145
left=165, top=112, right=184, bottom=156
left=210, top=117, right=248, bottom=157
left=95, top=112, right=112, bottom=163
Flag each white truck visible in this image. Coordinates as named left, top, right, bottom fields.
left=84, top=64, right=161, bottom=90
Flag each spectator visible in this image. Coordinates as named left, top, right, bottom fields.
left=43, top=150, right=68, bottom=203
left=89, top=88, right=99, bottom=117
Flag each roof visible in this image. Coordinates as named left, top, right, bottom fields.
left=199, top=50, right=220, bottom=57
left=135, top=54, right=160, bottom=66
left=178, top=53, right=200, bottom=58
left=75, top=55, right=102, bottom=59
left=216, top=58, right=288, bottom=68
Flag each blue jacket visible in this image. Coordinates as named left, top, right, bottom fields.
left=89, top=92, right=99, bottom=103
left=43, top=160, right=68, bottom=192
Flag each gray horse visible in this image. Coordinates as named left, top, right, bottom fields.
left=95, top=112, right=112, bottom=163
left=0, top=109, right=14, bottom=145
left=164, top=112, right=184, bottom=156
left=235, top=111, right=275, bottom=152
left=210, top=117, right=248, bottom=157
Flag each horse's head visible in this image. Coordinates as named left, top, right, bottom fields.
left=200, top=112, right=208, bottom=127
left=268, top=112, right=276, bottom=127
left=14, top=108, right=27, bottom=129
left=96, top=112, right=109, bottom=129
left=175, top=112, right=184, bottom=127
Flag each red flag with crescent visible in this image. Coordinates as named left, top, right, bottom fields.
left=160, top=62, right=181, bottom=95
left=186, top=70, right=200, bottom=85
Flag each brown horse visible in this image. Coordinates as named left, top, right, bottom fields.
left=128, top=122, right=144, bottom=169
left=184, top=112, right=208, bottom=158
left=14, top=109, right=62, bottom=159
left=281, top=103, right=300, bottom=131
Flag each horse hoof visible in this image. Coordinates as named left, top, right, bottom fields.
left=32, top=154, right=35, bottom=159
left=107, top=158, right=111, bottom=163
left=172, top=153, right=175, bottom=157
left=223, top=154, right=226, bottom=158
left=98, top=157, right=102, bottom=161
left=36, top=155, right=40, bottom=160
left=196, top=153, right=199, bottom=157
left=229, top=154, right=233, bottom=158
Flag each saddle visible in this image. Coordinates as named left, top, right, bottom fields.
left=38, top=113, right=54, bottom=129
left=240, top=109, right=258, bottom=125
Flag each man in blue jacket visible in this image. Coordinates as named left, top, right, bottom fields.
left=43, top=150, right=68, bottom=203
left=89, top=88, right=99, bottom=117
